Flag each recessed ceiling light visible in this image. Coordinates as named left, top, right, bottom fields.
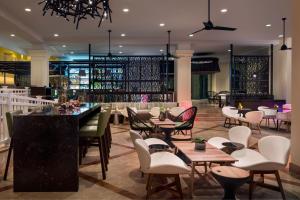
left=189, top=34, right=194, bottom=37
left=62, top=45, right=67, bottom=48
left=54, top=33, right=59, bottom=37
left=123, top=8, right=129, bottom=13
left=265, top=24, right=272, bottom=27
left=70, top=51, right=74, bottom=54
left=119, top=45, right=123, bottom=48
left=25, top=8, right=31, bottom=12
left=121, top=33, right=126, bottom=37
left=278, top=34, right=283, bottom=38
left=227, top=49, right=232, bottom=52
left=10, top=34, right=15, bottom=37
left=159, top=23, right=165, bottom=27
left=119, top=51, right=123, bottom=54
left=160, top=49, right=164, bottom=52
left=220, top=9, right=228, bottom=13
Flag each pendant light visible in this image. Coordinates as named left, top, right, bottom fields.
left=280, top=18, right=292, bottom=51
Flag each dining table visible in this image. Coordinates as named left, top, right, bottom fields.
left=173, top=141, right=237, bottom=197
left=149, top=118, right=176, bottom=146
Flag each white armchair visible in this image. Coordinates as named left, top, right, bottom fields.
left=277, top=111, right=292, bottom=132
left=149, top=107, right=160, bottom=118
left=222, top=106, right=240, bottom=128
left=239, top=111, right=264, bottom=134
left=258, top=106, right=277, bottom=127
left=134, top=139, right=190, bottom=199
left=129, top=130, right=168, bottom=147
left=208, top=126, right=251, bottom=149
left=231, top=136, right=291, bottom=199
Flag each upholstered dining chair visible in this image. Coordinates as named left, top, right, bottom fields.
left=127, top=107, right=154, bottom=137
left=277, top=111, right=292, bottom=132
left=134, top=139, right=190, bottom=199
left=3, top=110, right=23, bottom=180
left=222, top=106, right=240, bottom=128
left=208, top=126, right=252, bottom=149
left=239, top=111, right=264, bottom=134
left=231, top=136, right=291, bottom=199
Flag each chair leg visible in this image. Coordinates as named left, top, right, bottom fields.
left=101, top=136, right=109, bottom=171
left=175, top=174, right=183, bottom=199
left=146, top=174, right=153, bottom=200
left=249, top=171, right=255, bottom=200
left=275, top=171, right=286, bottom=200
left=4, top=139, right=13, bottom=180
left=97, top=137, right=106, bottom=180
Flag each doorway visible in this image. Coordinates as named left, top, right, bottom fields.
left=192, top=74, right=211, bottom=99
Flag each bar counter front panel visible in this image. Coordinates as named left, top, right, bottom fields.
left=13, top=103, right=100, bottom=192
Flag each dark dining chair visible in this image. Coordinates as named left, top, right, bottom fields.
left=173, top=106, right=198, bottom=139
left=127, top=107, right=154, bottom=137
left=4, top=110, right=23, bottom=180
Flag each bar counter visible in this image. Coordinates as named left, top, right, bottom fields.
left=13, top=103, right=100, bottom=192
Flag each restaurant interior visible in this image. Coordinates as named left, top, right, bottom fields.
left=0, top=0, right=299, bottom=199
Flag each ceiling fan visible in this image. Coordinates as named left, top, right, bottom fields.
left=280, top=18, right=292, bottom=51
left=191, top=0, right=237, bottom=35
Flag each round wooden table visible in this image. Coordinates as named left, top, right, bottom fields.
left=211, top=166, right=249, bottom=200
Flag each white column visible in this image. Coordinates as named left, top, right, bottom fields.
left=29, top=50, right=50, bottom=87
left=175, top=50, right=194, bottom=103
left=290, top=0, right=300, bottom=175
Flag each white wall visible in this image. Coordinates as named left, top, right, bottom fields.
left=273, top=38, right=292, bottom=102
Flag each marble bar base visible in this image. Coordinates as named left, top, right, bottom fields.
left=13, top=103, right=100, bottom=192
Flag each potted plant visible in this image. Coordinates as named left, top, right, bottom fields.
left=194, top=137, right=207, bottom=150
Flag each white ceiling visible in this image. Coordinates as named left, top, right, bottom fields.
left=0, top=0, right=292, bottom=57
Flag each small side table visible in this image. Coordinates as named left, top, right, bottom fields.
left=211, top=166, right=249, bottom=200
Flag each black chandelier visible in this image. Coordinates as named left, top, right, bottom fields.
left=39, top=0, right=112, bottom=29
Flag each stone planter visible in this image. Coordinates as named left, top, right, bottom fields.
left=195, top=142, right=206, bottom=150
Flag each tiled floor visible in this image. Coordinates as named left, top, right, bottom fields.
left=0, top=104, right=299, bottom=199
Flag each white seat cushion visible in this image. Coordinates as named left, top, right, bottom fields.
left=144, top=138, right=168, bottom=147
left=231, top=149, right=285, bottom=171
left=147, top=152, right=190, bottom=174
left=207, top=137, right=230, bottom=149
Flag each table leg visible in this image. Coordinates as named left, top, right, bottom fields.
left=114, top=113, right=119, bottom=125
left=190, top=162, right=195, bottom=198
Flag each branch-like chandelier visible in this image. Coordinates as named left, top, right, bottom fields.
left=39, top=0, right=112, bottom=29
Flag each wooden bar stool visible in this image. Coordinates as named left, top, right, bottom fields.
left=3, top=110, right=23, bottom=180
left=79, top=111, right=108, bottom=180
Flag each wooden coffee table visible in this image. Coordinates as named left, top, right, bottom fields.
left=150, top=118, right=176, bottom=146
left=173, top=141, right=237, bottom=197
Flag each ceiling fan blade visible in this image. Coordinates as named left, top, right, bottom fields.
left=191, top=27, right=206, bottom=35
left=212, top=26, right=237, bottom=31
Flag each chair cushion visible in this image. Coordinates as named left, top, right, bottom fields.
left=132, top=122, right=153, bottom=129
left=86, top=119, right=98, bottom=126
left=231, top=149, right=285, bottom=171
left=145, top=138, right=168, bottom=146
left=207, top=137, right=230, bottom=149
left=80, top=125, right=97, bottom=137
left=147, top=152, right=190, bottom=174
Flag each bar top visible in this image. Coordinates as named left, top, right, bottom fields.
left=18, top=103, right=100, bottom=118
